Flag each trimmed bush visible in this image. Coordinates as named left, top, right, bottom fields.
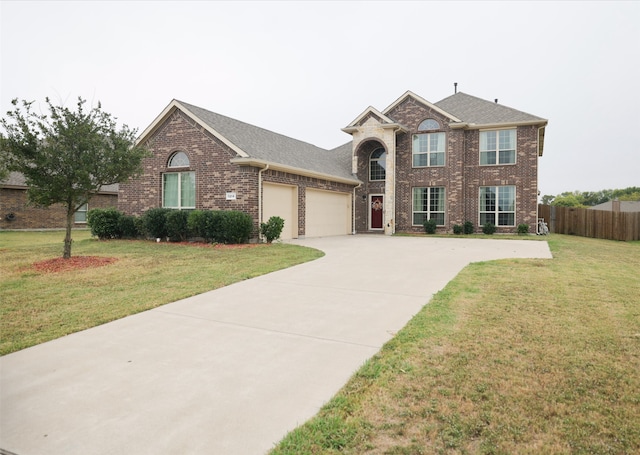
left=482, top=223, right=497, bottom=235
left=517, top=223, right=530, bottom=235
left=142, top=207, right=171, bottom=239
left=463, top=221, right=474, bottom=234
left=260, top=216, right=285, bottom=243
left=166, top=210, right=190, bottom=242
left=119, top=215, right=140, bottom=239
left=452, top=224, right=463, bottom=235
left=187, top=210, right=206, bottom=239
left=219, top=210, right=253, bottom=244
left=423, top=219, right=437, bottom=234
left=87, top=207, right=122, bottom=239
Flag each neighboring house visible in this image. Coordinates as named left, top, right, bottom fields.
left=589, top=200, right=640, bottom=212
left=0, top=172, right=118, bottom=230
left=119, top=90, right=548, bottom=239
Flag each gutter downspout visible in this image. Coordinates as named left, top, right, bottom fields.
left=352, top=180, right=362, bottom=235
left=258, top=164, right=270, bottom=242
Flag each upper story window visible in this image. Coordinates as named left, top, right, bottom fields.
left=480, top=129, right=516, bottom=165
left=418, top=119, right=440, bottom=131
left=412, top=132, right=446, bottom=167
left=369, top=148, right=386, bottom=181
left=168, top=151, right=190, bottom=168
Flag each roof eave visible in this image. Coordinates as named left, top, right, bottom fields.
left=450, top=119, right=548, bottom=130
left=230, top=158, right=361, bottom=185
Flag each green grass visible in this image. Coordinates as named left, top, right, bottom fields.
left=270, top=235, right=640, bottom=454
left=0, top=230, right=323, bottom=355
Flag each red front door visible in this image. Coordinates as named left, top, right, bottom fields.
left=370, top=195, right=384, bottom=229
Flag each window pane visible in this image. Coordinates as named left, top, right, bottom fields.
left=499, top=149, right=515, bottom=164
left=430, top=152, right=445, bottom=166
left=412, top=135, right=427, bottom=153
left=163, top=173, right=179, bottom=207
left=168, top=152, right=190, bottom=168
left=498, top=213, right=514, bottom=226
left=498, top=186, right=515, bottom=212
left=181, top=172, right=195, bottom=207
left=370, top=149, right=386, bottom=180
left=418, top=119, right=439, bottom=130
left=480, top=131, right=496, bottom=151
left=480, top=151, right=496, bottom=165
left=480, top=213, right=495, bottom=225
left=480, top=187, right=496, bottom=211
left=413, top=153, right=428, bottom=167
left=413, top=212, right=428, bottom=225
left=499, top=130, right=515, bottom=150
left=431, top=213, right=445, bottom=225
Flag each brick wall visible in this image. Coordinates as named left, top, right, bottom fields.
left=0, top=188, right=117, bottom=230
left=119, top=110, right=259, bottom=219
left=119, top=108, right=358, bottom=238
left=353, top=96, right=540, bottom=234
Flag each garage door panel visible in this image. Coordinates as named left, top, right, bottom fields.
left=263, top=183, right=297, bottom=240
left=306, top=189, right=352, bottom=237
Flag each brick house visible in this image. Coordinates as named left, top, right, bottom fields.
left=0, top=172, right=118, bottom=230
left=119, top=90, right=547, bottom=238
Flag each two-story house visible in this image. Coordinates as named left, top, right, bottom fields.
left=119, top=90, right=547, bottom=239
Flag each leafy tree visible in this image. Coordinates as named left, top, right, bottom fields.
left=0, top=97, right=149, bottom=258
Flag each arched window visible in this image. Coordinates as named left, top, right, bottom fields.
left=418, top=119, right=440, bottom=131
left=163, top=152, right=195, bottom=209
left=369, top=148, right=386, bottom=181
left=168, top=151, right=190, bottom=168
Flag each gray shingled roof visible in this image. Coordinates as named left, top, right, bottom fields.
left=434, top=92, right=546, bottom=125
left=0, top=171, right=118, bottom=192
left=178, top=101, right=356, bottom=181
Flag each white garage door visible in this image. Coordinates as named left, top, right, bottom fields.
left=306, top=189, right=352, bottom=237
left=263, top=183, right=297, bottom=240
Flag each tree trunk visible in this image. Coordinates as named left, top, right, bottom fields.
left=63, top=206, right=74, bottom=259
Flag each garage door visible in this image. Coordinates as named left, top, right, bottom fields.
left=305, top=189, right=352, bottom=237
left=263, top=183, right=297, bottom=240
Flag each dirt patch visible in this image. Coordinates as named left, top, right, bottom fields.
left=31, top=256, right=118, bottom=274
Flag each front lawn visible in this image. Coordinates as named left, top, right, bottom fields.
left=271, top=235, right=640, bottom=454
left=0, top=231, right=323, bottom=355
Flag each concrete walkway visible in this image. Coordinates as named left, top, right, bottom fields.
left=0, top=235, right=551, bottom=455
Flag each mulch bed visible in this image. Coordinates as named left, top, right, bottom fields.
left=31, top=256, right=118, bottom=274
left=28, top=242, right=266, bottom=273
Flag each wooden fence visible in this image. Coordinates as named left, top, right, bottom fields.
left=538, top=205, right=640, bottom=241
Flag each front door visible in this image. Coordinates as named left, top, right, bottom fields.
left=370, top=195, right=384, bottom=230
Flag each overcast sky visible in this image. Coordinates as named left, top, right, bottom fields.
left=1, top=1, right=638, bottom=196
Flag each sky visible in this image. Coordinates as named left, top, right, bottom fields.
left=1, top=0, right=638, bottom=197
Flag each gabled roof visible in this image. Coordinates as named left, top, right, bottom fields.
left=344, top=106, right=396, bottom=129
left=139, top=100, right=359, bottom=184
left=434, top=92, right=547, bottom=128
left=384, top=90, right=463, bottom=123
left=589, top=200, right=640, bottom=212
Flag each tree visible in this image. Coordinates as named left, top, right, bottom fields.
left=0, top=97, right=149, bottom=258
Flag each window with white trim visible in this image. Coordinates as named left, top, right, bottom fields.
left=479, top=186, right=515, bottom=226
left=163, top=172, right=195, bottom=209
left=480, top=129, right=516, bottom=165
left=369, top=148, right=386, bottom=181
left=412, top=187, right=445, bottom=226
left=412, top=132, right=446, bottom=167
left=74, top=203, right=88, bottom=223
left=163, top=151, right=195, bottom=209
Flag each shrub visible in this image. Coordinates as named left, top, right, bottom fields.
left=423, top=219, right=437, bottom=234
left=87, top=207, right=122, bottom=239
left=452, top=224, right=463, bottom=235
left=119, top=215, right=140, bottom=239
left=260, top=216, right=285, bottom=243
left=482, top=223, right=497, bottom=235
left=463, top=221, right=474, bottom=235
left=142, top=207, right=171, bottom=239
left=166, top=210, right=190, bottom=242
left=517, top=223, right=530, bottom=235
left=219, top=210, right=253, bottom=244
left=204, top=210, right=225, bottom=243
left=187, top=210, right=206, bottom=239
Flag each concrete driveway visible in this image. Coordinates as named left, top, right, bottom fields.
left=0, top=235, right=551, bottom=454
